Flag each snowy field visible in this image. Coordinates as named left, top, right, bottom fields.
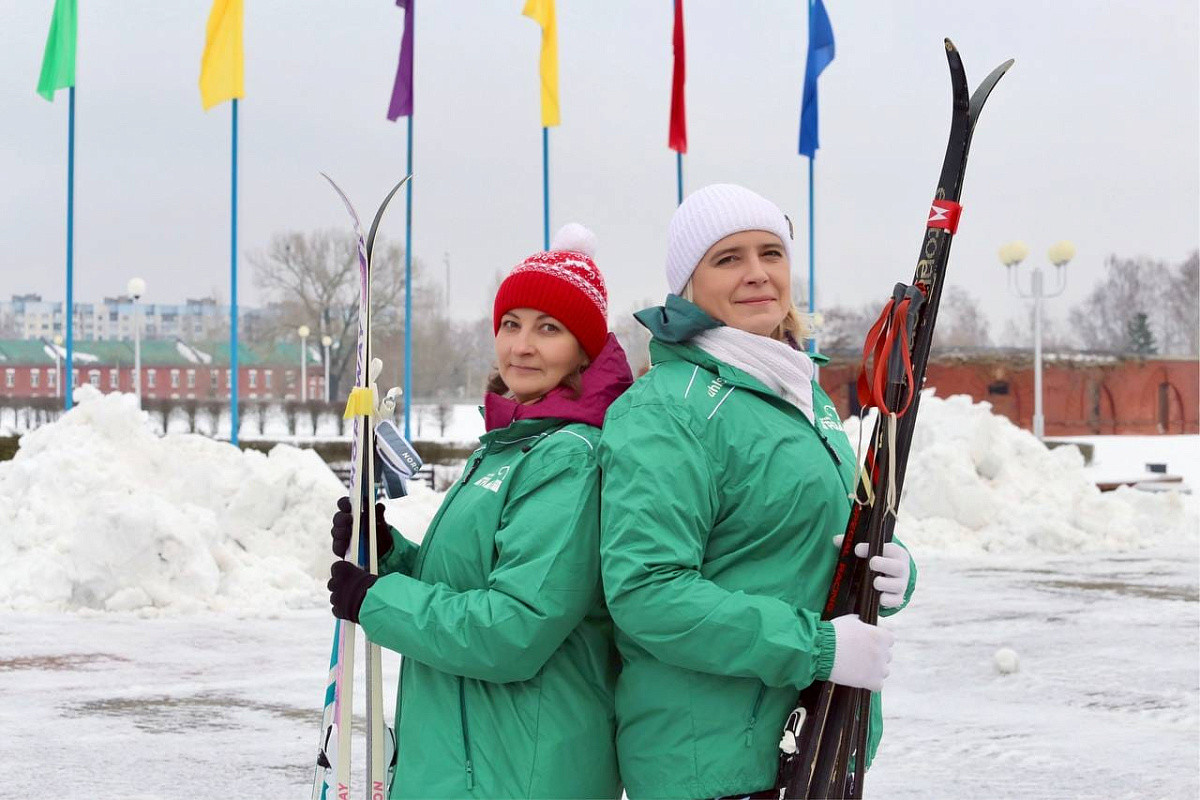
left=1, top=388, right=1196, bottom=798
left=0, top=399, right=486, bottom=445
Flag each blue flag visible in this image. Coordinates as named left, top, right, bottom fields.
left=798, top=0, right=835, bottom=158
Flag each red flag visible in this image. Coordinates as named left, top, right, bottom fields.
left=669, top=0, right=687, bottom=153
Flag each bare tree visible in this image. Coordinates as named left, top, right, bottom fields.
left=1067, top=254, right=1168, bottom=353
left=998, top=306, right=1073, bottom=351
left=816, top=303, right=880, bottom=353
left=1160, top=251, right=1198, bottom=356
left=250, top=230, right=415, bottom=398
left=933, top=285, right=992, bottom=349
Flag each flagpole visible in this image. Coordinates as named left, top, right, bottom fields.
left=403, top=113, right=414, bottom=440
left=807, top=156, right=816, bottom=356
left=676, top=152, right=683, bottom=206
left=541, top=126, right=550, bottom=249
left=805, top=0, right=818, bottom=360
left=230, top=98, right=240, bottom=446
left=64, top=85, right=76, bottom=410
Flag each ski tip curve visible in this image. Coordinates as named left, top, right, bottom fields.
left=365, top=175, right=413, bottom=263
left=319, top=172, right=365, bottom=232
left=944, top=38, right=956, bottom=53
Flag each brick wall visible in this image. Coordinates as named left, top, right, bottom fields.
left=819, top=355, right=1198, bottom=435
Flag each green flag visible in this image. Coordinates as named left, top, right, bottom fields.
left=37, top=0, right=77, bottom=101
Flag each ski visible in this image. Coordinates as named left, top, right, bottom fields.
left=312, top=174, right=409, bottom=800
left=777, top=40, right=1013, bottom=799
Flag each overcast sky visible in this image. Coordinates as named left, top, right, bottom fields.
left=3, top=1, right=1197, bottom=335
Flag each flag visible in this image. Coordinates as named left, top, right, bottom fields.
left=37, top=0, right=77, bottom=102
left=798, top=0, right=835, bottom=158
left=387, top=0, right=415, bottom=120
left=522, top=0, right=559, bottom=127
left=669, top=0, right=687, bottom=153
left=199, top=0, right=244, bottom=111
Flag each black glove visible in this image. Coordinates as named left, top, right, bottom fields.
left=328, top=560, right=378, bottom=623
left=331, top=496, right=394, bottom=559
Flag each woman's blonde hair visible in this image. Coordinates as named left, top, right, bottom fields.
left=680, top=281, right=809, bottom=346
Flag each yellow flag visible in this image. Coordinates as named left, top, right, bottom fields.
left=199, top=0, right=244, bottom=111
left=522, top=0, right=559, bottom=127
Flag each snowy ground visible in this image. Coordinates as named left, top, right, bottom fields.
left=0, top=401, right=485, bottom=445
left=2, top=389, right=1197, bottom=798
left=3, top=545, right=1195, bottom=799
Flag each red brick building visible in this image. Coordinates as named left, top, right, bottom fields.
left=0, top=339, right=326, bottom=403
left=818, top=351, right=1198, bottom=435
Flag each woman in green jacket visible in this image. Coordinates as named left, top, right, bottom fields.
left=327, top=224, right=631, bottom=799
left=598, top=185, right=918, bottom=799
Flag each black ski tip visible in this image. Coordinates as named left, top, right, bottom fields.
left=968, top=58, right=1016, bottom=122
left=366, top=174, right=413, bottom=263
left=944, top=38, right=956, bottom=52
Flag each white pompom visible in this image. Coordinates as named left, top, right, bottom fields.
left=550, top=223, right=597, bottom=258
left=993, top=647, right=1020, bottom=675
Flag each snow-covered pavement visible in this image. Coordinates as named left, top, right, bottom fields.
left=870, top=546, right=1199, bottom=799
left=3, top=543, right=1196, bottom=799
left=3, top=389, right=1197, bottom=798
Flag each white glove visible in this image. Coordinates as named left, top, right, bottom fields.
left=827, top=614, right=894, bottom=692
left=833, top=535, right=912, bottom=609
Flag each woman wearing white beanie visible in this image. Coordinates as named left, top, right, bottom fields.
left=596, top=184, right=918, bottom=798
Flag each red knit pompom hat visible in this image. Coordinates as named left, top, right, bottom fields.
left=493, top=223, right=609, bottom=360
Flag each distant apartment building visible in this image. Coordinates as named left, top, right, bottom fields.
left=0, top=294, right=237, bottom=342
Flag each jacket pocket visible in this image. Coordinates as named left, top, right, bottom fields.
left=458, top=677, right=476, bottom=790
left=744, top=684, right=767, bottom=747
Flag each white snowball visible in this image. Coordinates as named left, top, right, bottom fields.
left=994, top=647, right=1020, bottom=675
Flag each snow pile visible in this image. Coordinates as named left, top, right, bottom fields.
left=845, top=392, right=1198, bottom=554
left=0, top=386, right=442, bottom=613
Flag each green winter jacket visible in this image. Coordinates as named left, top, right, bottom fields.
left=597, top=297, right=916, bottom=799
left=359, top=415, right=623, bottom=799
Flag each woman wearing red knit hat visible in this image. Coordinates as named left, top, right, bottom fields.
left=326, top=224, right=632, bottom=799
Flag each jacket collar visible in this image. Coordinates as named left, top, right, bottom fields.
left=483, top=333, right=634, bottom=434
left=637, top=295, right=830, bottom=399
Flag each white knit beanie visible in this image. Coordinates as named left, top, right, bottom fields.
left=665, top=184, right=794, bottom=295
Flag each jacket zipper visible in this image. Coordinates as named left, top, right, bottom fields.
left=409, top=446, right=488, bottom=582
left=460, top=446, right=488, bottom=486
left=816, top=431, right=842, bottom=466
left=458, top=677, right=476, bottom=790
left=745, top=685, right=767, bottom=747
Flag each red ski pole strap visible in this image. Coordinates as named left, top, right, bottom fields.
left=927, top=199, right=962, bottom=233
left=856, top=300, right=893, bottom=412
left=855, top=297, right=918, bottom=416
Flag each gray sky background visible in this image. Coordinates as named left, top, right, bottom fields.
left=3, top=1, right=1197, bottom=335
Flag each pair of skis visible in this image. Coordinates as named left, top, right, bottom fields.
left=312, top=175, right=410, bottom=800
left=776, top=40, right=1014, bottom=799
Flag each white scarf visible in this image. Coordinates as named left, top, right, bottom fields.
left=691, top=326, right=816, bottom=423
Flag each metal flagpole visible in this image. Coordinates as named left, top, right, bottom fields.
left=230, top=98, right=240, bottom=445
left=403, top=113, right=414, bottom=440
left=676, top=152, right=683, bottom=206
left=541, top=126, right=550, bottom=249
left=64, top=85, right=76, bottom=409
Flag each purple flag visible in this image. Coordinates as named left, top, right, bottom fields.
left=387, top=0, right=414, bottom=120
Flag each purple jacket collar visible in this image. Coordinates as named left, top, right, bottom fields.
left=483, top=333, right=634, bottom=432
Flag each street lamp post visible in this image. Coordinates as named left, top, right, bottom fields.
left=321, top=335, right=333, bottom=402
left=127, top=278, right=146, bottom=407
left=1000, top=240, right=1074, bottom=439
left=52, top=334, right=63, bottom=399
left=298, top=325, right=310, bottom=402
